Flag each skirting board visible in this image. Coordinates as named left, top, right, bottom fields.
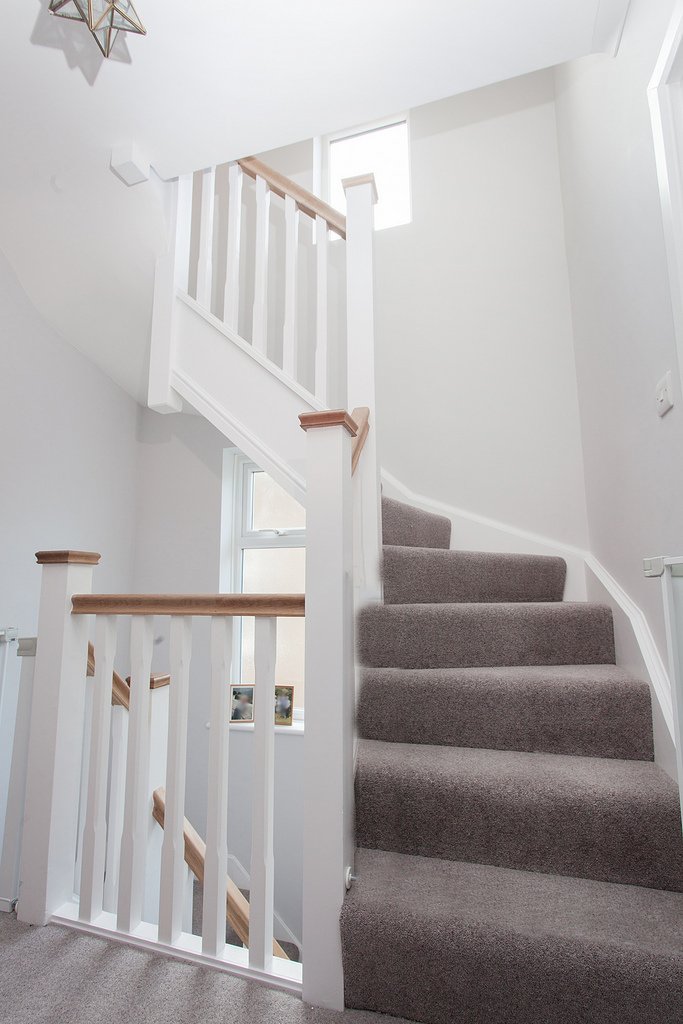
left=381, top=470, right=675, bottom=746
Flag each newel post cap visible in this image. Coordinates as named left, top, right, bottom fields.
left=299, top=410, right=359, bottom=436
left=35, top=551, right=101, bottom=566
left=341, top=173, right=378, bottom=205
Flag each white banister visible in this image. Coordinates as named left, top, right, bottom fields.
left=79, top=614, right=116, bottom=922
left=117, top=615, right=154, bottom=934
left=300, top=412, right=356, bottom=1010
left=223, top=162, right=243, bottom=333
left=196, top=166, right=216, bottom=310
left=103, top=704, right=127, bottom=914
left=343, top=174, right=382, bottom=605
left=252, top=174, right=271, bottom=355
left=158, top=616, right=192, bottom=944
left=283, top=194, right=299, bottom=379
left=315, top=214, right=329, bottom=403
left=249, top=615, right=277, bottom=972
left=202, top=616, right=232, bottom=957
left=0, top=637, right=36, bottom=913
left=17, top=552, right=99, bottom=926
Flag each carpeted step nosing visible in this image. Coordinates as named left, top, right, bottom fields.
left=382, top=544, right=567, bottom=604
left=357, top=664, right=654, bottom=760
left=358, top=601, right=616, bottom=668
left=355, top=739, right=683, bottom=892
left=341, top=848, right=683, bottom=1024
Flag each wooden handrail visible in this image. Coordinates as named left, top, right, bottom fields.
left=238, top=156, right=346, bottom=239
left=152, top=788, right=289, bottom=960
left=73, top=594, right=305, bottom=617
left=351, top=406, right=370, bottom=476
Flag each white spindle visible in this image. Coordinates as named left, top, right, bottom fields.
left=202, top=617, right=232, bottom=957
left=223, top=163, right=243, bottom=332
left=158, top=617, right=192, bottom=945
left=301, top=417, right=355, bottom=1010
left=74, top=671, right=94, bottom=895
left=117, top=616, right=153, bottom=934
left=79, top=615, right=116, bottom=923
left=252, top=175, right=270, bottom=354
left=196, top=166, right=216, bottom=310
left=174, top=173, right=193, bottom=294
left=103, top=705, right=127, bottom=914
left=249, top=616, right=276, bottom=971
left=283, top=194, right=299, bottom=379
left=315, top=214, right=329, bottom=403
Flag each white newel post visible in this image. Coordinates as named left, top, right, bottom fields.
left=148, top=174, right=192, bottom=414
left=342, top=175, right=382, bottom=605
left=300, top=412, right=356, bottom=1010
left=17, top=551, right=100, bottom=926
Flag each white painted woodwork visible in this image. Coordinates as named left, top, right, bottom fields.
left=0, top=641, right=36, bottom=913
left=252, top=175, right=271, bottom=355
left=196, top=166, right=216, bottom=311
left=103, top=706, right=127, bottom=914
left=202, top=616, right=232, bottom=957
left=249, top=616, right=276, bottom=972
left=158, top=617, right=192, bottom=945
left=315, top=215, right=328, bottom=403
left=223, top=163, right=243, bottom=333
left=149, top=174, right=191, bottom=413
left=117, top=616, right=154, bottom=934
left=17, top=561, right=95, bottom=926
left=74, top=674, right=93, bottom=896
left=343, top=175, right=382, bottom=604
left=79, top=615, right=116, bottom=923
left=283, top=195, right=299, bottom=379
left=302, top=423, right=355, bottom=1010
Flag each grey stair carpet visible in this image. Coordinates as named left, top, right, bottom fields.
left=341, top=848, right=683, bottom=1024
left=342, top=492, right=683, bottom=1024
left=383, top=544, right=566, bottom=603
left=381, top=496, right=451, bottom=549
left=355, top=739, right=683, bottom=891
left=358, top=601, right=615, bottom=668
left=357, top=664, right=654, bottom=759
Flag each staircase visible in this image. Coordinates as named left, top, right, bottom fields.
left=341, top=495, right=683, bottom=1024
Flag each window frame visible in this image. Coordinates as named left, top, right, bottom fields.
left=223, top=453, right=306, bottom=722
left=321, top=112, right=413, bottom=231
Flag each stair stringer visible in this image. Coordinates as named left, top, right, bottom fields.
left=170, top=293, right=325, bottom=505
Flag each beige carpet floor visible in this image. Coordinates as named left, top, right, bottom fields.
left=0, top=913, right=401, bottom=1024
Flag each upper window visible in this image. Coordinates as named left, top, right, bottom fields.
left=327, top=119, right=411, bottom=231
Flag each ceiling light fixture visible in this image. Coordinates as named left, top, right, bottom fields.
left=48, top=0, right=146, bottom=59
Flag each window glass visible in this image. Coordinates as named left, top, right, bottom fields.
left=329, top=120, right=411, bottom=230
left=251, top=470, right=305, bottom=532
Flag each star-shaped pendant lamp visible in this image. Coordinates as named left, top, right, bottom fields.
left=49, top=0, right=146, bottom=58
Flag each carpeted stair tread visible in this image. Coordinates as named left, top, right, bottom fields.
left=358, top=601, right=615, bottom=668
left=382, top=496, right=451, bottom=549
left=355, top=739, right=683, bottom=891
left=341, top=847, right=683, bottom=1024
left=382, top=545, right=566, bottom=604
left=357, top=664, right=654, bottom=760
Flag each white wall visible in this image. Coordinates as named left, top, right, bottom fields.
left=0, top=248, right=139, bottom=638
left=373, top=71, right=588, bottom=549
left=555, top=0, right=683, bottom=669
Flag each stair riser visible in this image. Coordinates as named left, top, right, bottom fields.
left=382, top=497, right=451, bottom=549
left=382, top=547, right=567, bottom=604
left=355, top=761, right=683, bottom=892
left=342, top=915, right=683, bottom=1024
left=357, top=672, right=654, bottom=760
left=358, top=604, right=616, bottom=668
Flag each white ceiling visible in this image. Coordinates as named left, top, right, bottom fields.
left=0, top=0, right=630, bottom=402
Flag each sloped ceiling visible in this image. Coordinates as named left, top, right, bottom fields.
left=0, top=0, right=630, bottom=402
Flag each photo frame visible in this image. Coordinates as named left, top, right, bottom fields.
left=274, top=685, right=294, bottom=726
left=230, top=685, right=254, bottom=723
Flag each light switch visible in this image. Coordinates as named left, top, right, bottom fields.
left=656, top=371, right=674, bottom=417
